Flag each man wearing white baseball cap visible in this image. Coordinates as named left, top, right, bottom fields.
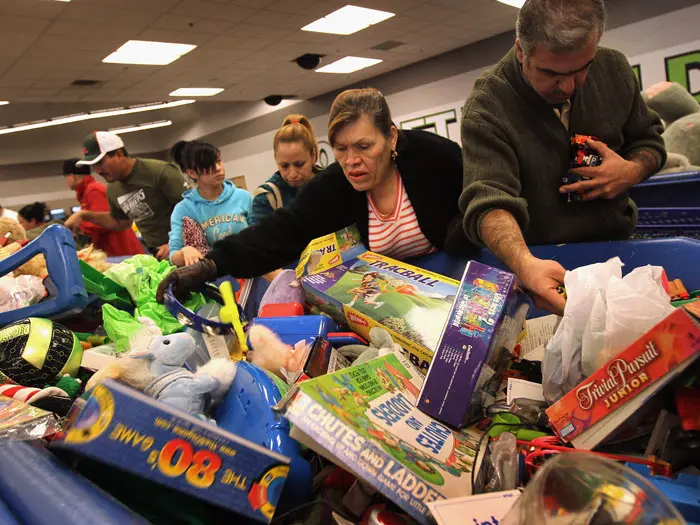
left=65, top=131, right=186, bottom=260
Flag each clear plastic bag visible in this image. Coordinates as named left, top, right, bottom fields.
left=0, top=275, right=45, bottom=313
left=485, top=431, right=518, bottom=492
left=0, top=395, right=61, bottom=441
left=501, top=454, right=684, bottom=524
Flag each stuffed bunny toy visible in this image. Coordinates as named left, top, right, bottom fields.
left=86, top=318, right=237, bottom=420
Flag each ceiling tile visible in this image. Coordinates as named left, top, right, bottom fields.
left=243, top=9, right=312, bottom=29
left=0, top=0, right=65, bottom=19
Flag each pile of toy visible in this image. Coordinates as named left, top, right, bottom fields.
left=0, top=224, right=699, bottom=525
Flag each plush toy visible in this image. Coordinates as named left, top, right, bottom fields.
left=642, top=81, right=700, bottom=173
left=77, top=245, right=110, bottom=273
left=337, top=327, right=403, bottom=366
left=247, top=324, right=312, bottom=383
left=0, top=218, right=47, bottom=278
left=86, top=319, right=237, bottom=420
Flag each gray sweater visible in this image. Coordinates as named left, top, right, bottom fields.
left=460, top=46, right=666, bottom=245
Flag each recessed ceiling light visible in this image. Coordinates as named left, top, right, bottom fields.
left=169, top=87, right=224, bottom=97
left=316, top=56, right=382, bottom=74
left=497, top=0, right=525, bottom=7
left=302, top=5, right=395, bottom=36
left=0, top=101, right=9, bottom=106
left=103, top=40, right=197, bottom=66
left=109, top=120, right=173, bottom=134
left=0, top=100, right=194, bottom=135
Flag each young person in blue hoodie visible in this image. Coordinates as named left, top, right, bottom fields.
left=169, top=140, right=252, bottom=267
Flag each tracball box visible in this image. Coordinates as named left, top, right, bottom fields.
left=417, top=261, right=529, bottom=428
left=301, top=252, right=459, bottom=373
left=546, top=309, right=700, bottom=447
left=52, top=380, right=291, bottom=522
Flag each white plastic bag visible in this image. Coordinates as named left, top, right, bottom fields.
left=581, top=265, right=674, bottom=375
left=542, top=258, right=622, bottom=404
left=543, top=258, right=674, bottom=404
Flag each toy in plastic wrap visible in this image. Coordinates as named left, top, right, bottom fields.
left=564, top=134, right=602, bottom=203
left=0, top=395, right=61, bottom=440
left=501, top=454, right=685, bottom=524
left=0, top=317, right=82, bottom=388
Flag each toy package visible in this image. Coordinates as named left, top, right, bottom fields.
left=283, top=353, right=484, bottom=525
left=546, top=309, right=700, bottom=450
left=301, top=252, right=459, bottom=373
left=417, top=262, right=529, bottom=428
left=0, top=395, right=61, bottom=440
left=296, top=225, right=365, bottom=278
left=53, top=380, right=292, bottom=522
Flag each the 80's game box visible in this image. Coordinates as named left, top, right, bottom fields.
left=52, top=380, right=291, bottom=522
left=301, top=252, right=460, bottom=373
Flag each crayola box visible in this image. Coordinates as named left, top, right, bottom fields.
left=417, top=261, right=529, bottom=428
left=52, top=380, right=291, bottom=522
left=301, top=252, right=460, bottom=373
left=547, top=308, right=700, bottom=450
left=296, top=225, right=365, bottom=278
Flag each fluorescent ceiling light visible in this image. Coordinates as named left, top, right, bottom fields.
left=0, top=100, right=194, bottom=135
left=302, top=5, right=394, bottom=35
left=0, top=101, right=9, bottom=106
left=109, top=120, right=173, bottom=134
left=316, top=56, right=382, bottom=74
left=103, top=40, right=197, bottom=66
left=497, top=0, right=525, bottom=7
left=169, top=87, right=224, bottom=97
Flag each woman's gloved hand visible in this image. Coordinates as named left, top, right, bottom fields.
left=156, top=258, right=218, bottom=303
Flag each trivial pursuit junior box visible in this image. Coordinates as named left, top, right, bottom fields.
left=546, top=308, right=700, bottom=449
left=418, top=261, right=529, bottom=428
left=301, top=252, right=459, bottom=373
left=52, top=380, right=291, bottom=522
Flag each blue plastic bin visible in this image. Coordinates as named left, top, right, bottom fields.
left=629, top=170, right=700, bottom=208
left=0, top=224, right=88, bottom=326
left=0, top=441, right=149, bottom=524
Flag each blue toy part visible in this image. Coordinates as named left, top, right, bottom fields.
left=326, top=332, right=367, bottom=347
left=625, top=462, right=700, bottom=525
left=0, top=498, right=19, bottom=525
left=629, top=169, right=700, bottom=208
left=249, top=315, right=338, bottom=348
left=0, top=441, right=149, bottom=525
left=214, top=361, right=311, bottom=512
left=0, top=225, right=88, bottom=326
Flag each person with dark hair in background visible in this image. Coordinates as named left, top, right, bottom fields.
left=460, top=0, right=665, bottom=314
left=168, top=141, right=252, bottom=267
left=249, top=114, right=321, bottom=226
left=18, top=202, right=62, bottom=241
left=157, top=87, right=472, bottom=302
left=62, top=158, right=144, bottom=256
left=63, top=131, right=186, bottom=260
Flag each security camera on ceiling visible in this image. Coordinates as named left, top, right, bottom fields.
left=293, top=53, right=324, bottom=70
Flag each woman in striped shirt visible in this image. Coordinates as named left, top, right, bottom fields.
left=158, top=88, right=472, bottom=299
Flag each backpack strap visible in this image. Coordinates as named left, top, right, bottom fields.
left=253, top=182, right=283, bottom=210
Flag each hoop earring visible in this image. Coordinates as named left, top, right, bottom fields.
left=391, top=149, right=398, bottom=161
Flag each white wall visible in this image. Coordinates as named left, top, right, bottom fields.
left=222, top=4, right=700, bottom=192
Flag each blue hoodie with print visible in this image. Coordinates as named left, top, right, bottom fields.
left=169, top=180, right=252, bottom=259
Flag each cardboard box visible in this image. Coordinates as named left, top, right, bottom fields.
left=52, top=380, right=291, bottom=522
left=546, top=308, right=700, bottom=449
left=428, top=490, right=521, bottom=525
left=301, top=252, right=459, bottom=373
left=417, top=261, right=529, bottom=428
left=295, top=225, right=365, bottom=278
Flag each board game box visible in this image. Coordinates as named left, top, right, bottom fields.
left=52, top=380, right=292, bottom=522
left=283, top=353, right=484, bottom=525
left=546, top=308, right=700, bottom=449
left=300, top=252, right=460, bottom=373
left=417, top=261, right=529, bottom=428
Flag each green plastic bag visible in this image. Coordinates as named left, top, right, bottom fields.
left=102, top=255, right=210, bottom=349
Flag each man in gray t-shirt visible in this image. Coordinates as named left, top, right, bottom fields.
left=65, top=131, right=186, bottom=260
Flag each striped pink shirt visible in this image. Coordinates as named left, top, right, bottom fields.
left=367, top=172, right=436, bottom=260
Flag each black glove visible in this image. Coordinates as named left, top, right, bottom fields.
left=156, top=258, right=218, bottom=304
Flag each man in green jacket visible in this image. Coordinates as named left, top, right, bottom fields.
left=460, top=0, right=665, bottom=314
